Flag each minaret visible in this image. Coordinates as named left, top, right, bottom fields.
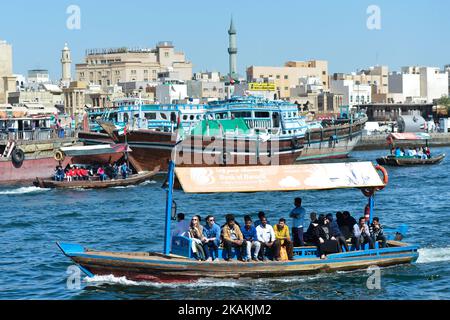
left=228, top=17, right=238, bottom=81
left=61, top=43, right=72, bottom=87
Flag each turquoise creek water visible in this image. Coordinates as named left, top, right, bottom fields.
left=0, top=148, right=449, bottom=300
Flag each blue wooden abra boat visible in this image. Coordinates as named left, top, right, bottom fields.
left=58, top=161, right=419, bottom=283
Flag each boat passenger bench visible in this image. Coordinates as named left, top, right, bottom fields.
left=171, top=236, right=390, bottom=260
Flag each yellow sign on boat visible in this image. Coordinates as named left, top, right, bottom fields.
left=175, top=162, right=385, bottom=194
left=248, top=83, right=276, bottom=91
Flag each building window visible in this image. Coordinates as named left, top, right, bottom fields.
left=165, top=52, right=169, bottom=58
left=276, top=75, right=280, bottom=79
left=284, top=87, right=289, bottom=90
left=131, top=70, right=137, bottom=75
left=144, top=70, right=148, bottom=74
left=284, top=75, right=288, bottom=80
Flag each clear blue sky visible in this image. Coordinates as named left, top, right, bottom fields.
left=1, top=0, right=449, bottom=80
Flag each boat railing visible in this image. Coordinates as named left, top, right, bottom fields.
left=245, top=119, right=272, bottom=129
left=0, top=128, right=78, bottom=142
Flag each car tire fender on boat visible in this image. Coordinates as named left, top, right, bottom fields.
left=11, top=148, right=25, bottom=167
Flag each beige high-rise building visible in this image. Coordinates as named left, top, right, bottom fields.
left=247, top=60, right=329, bottom=99
left=76, top=41, right=193, bottom=87
left=0, top=40, right=16, bottom=104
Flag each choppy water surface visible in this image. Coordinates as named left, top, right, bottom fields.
left=0, top=148, right=449, bottom=300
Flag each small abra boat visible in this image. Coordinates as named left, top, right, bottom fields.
left=376, top=133, right=445, bottom=167
left=34, top=167, right=159, bottom=189
left=58, top=161, right=419, bottom=283
left=377, top=154, right=445, bottom=166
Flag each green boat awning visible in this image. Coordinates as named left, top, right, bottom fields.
left=190, top=119, right=251, bottom=136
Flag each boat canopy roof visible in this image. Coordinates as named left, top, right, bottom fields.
left=175, top=162, right=385, bottom=194
left=388, top=132, right=431, bottom=141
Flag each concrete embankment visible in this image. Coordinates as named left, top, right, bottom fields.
left=355, top=133, right=450, bottom=151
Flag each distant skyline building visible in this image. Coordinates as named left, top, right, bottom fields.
left=76, top=41, right=193, bottom=88
left=61, top=43, right=72, bottom=88
left=228, top=17, right=238, bottom=81
left=0, top=39, right=16, bottom=104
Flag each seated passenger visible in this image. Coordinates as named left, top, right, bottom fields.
left=222, top=215, right=246, bottom=262
left=340, top=211, right=357, bottom=240
left=256, top=216, right=276, bottom=261
left=303, top=212, right=318, bottom=243
left=66, top=167, right=75, bottom=182
left=425, top=147, right=431, bottom=159
left=352, top=217, right=375, bottom=250
left=273, top=218, right=295, bottom=261
left=311, top=215, right=340, bottom=259
left=120, top=163, right=130, bottom=179
left=54, top=166, right=65, bottom=182
left=105, top=163, right=115, bottom=180
left=202, top=215, right=221, bottom=261
left=241, top=216, right=261, bottom=262
left=395, top=147, right=403, bottom=157
left=369, top=217, right=387, bottom=248
left=189, top=215, right=206, bottom=261
left=80, top=167, right=89, bottom=181
left=172, top=213, right=190, bottom=238
left=254, top=211, right=270, bottom=228
left=326, top=213, right=349, bottom=252
left=97, top=167, right=107, bottom=181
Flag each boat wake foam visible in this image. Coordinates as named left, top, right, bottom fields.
left=84, top=273, right=324, bottom=288
left=84, top=275, right=245, bottom=288
left=0, top=186, right=50, bottom=195
left=417, top=247, right=450, bottom=264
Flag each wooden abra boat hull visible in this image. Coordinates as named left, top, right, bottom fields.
left=57, top=241, right=419, bottom=283
left=376, top=154, right=445, bottom=166
left=33, top=168, right=159, bottom=189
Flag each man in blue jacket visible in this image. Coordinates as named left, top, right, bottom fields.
left=242, top=216, right=261, bottom=262
left=202, top=215, right=221, bottom=261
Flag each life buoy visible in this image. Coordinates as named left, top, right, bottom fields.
left=11, top=148, right=25, bottom=167
left=375, top=165, right=388, bottom=191
left=54, top=150, right=65, bottom=162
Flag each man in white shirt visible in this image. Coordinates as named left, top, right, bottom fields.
left=256, top=217, right=276, bottom=261
left=172, top=213, right=190, bottom=238
left=352, top=217, right=375, bottom=250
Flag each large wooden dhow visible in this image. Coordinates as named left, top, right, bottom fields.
left=58, top=161, right=419, bottom=283
left=82, top=119, right=304, bottom=171
left=299, top=115, right=367, bottom=161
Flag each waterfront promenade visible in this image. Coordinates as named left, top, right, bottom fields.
left=355, top=132, right=450, bottom=150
